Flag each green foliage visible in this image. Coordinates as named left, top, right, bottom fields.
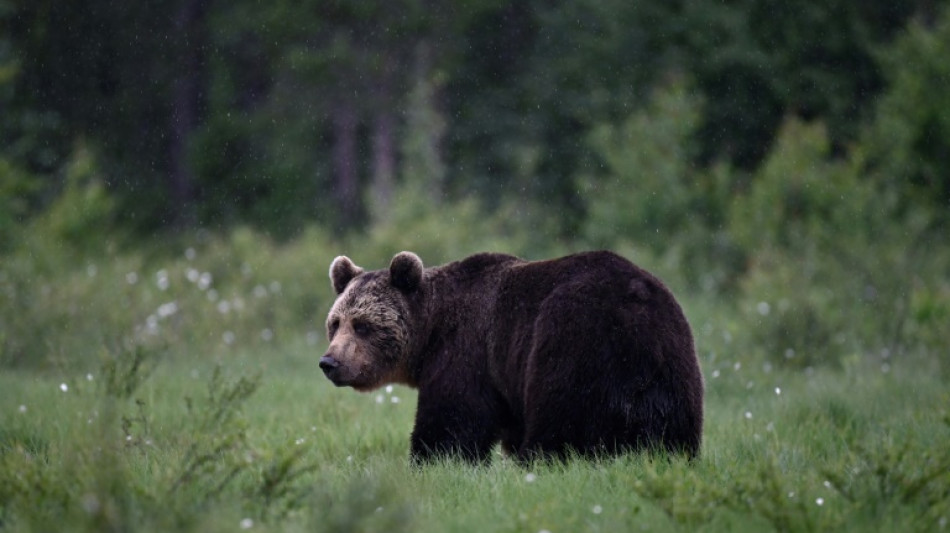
left=33, top=142, right=117, bottom=253
left=864, top=5, right=950, bottom=213
left=581, top=81, right=742, bottom=292
left=728, top=117, right=950, bottom=370
left=0, top=157, right=38, bottom=251
left=582, top=81, right=702, bottom=250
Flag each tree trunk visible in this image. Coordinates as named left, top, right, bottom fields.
left=402, top=40, right=446, bottom=203
left=370, top=58, right=396, bottom=223
left=168, top=0, right=208, bottom=228
left=332, top=102, right=360, bottom=228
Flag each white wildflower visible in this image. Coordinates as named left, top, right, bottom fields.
left=156, top=269, right=169, bottom=291
left=157, top=301, right=178, bottom=318
left=197, top=272, right=212, bottom=290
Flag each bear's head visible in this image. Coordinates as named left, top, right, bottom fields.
left=321, top=251, right=424, bottom=391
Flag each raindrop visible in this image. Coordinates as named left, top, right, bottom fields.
left=60, top=383, right=69, bottom=392
left=756, top=301, right=770, bottom=316
left=525, top=473, right=537, bottom=483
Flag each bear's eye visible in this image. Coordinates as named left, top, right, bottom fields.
left=352, top=320, right=372, bottom=337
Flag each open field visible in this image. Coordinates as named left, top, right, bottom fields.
left=2, top=300, right=947, bottom=532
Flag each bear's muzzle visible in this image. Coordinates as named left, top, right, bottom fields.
left=319, top=354, right=343, bottom=384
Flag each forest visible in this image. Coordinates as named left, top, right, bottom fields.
left=1, top=1, right=949, bottom=531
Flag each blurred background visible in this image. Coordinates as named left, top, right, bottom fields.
left=1, top=0, right=948, bottom=373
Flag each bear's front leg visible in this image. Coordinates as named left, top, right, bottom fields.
left=410, top=385, right=498, bottom=465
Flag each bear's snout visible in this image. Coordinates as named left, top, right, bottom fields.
left=319, top=354, right=341, bottom=380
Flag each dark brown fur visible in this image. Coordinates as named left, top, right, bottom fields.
left=322, top=251, right=704, bottom=464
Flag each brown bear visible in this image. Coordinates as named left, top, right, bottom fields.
left=321, top=251, right=703, bottom=463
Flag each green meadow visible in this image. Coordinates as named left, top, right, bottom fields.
left=1, top=227, right=947, bottom=532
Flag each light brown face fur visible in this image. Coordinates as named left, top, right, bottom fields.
left=323, top=274, right=412, bottom=391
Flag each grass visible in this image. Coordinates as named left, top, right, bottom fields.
left=1, top=227, right=948, bottom=531
left=1, top=331, right=947, bottom=532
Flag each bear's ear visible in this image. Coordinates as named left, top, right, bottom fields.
left=330, top=256, right=364, bottom=295
left=389, top=251, right=423, bottom=293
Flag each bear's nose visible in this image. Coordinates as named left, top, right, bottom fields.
left=319, top=355, right=340, bottom=374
